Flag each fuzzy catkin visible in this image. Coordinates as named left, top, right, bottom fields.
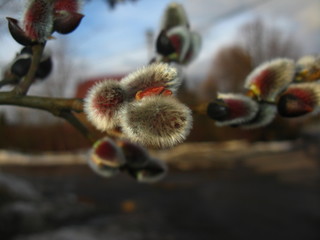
left=23, top=0, right=54, bottom=42
left=84, top=79, right=127, bottom=131
left=245, top=58, right=295, bottom=101
left=120, top=95, right=192, bottom=149
left=121, top=63, right=181, bottom=99
left=214, top=93, right=259, bottom=127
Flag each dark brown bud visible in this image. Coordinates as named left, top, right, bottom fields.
left=7, top=17, right=34, bottom=46
left=53, top=11, right=84, bottom=34
left=127, top=158, right=168, bottom=183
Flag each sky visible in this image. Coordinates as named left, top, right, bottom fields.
left=68, top=0, right=319, bottom=77
left=0, top=0, right=319, bottom=123
left=1, top=0, right=319, bottom=84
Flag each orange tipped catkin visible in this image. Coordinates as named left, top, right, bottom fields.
left=244, top=58, right=295, bottom=101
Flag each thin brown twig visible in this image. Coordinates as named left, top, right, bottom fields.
left=0, top=77, right=19, bottom=89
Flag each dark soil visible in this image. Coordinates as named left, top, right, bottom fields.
left=1, top=161, right=320, bottom=240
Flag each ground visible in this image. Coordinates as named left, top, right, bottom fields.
left=0, top=140, right=319, bottom=240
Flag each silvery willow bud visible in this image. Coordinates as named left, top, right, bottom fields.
left=277, top=82, right=320, bottom=117
left=241, top=103, right=277, bottom=129
left=121, top=63, right=181, bottom=99
left=7, top=0, right=54, bottom=45
left=84, top=79, right=127, bottom=131
left=117, top=139, right=150, bottom=168
left=245, top=58, right=295, bottom=102
left=160, top=2, right=190, bottom=31
left=207, top=93, right=259, bottom=127
left=294, top=55, right=320, bottom=82
left=120, top=95, right=192, bottom=149
left=88, top=137, right=126, bottom=177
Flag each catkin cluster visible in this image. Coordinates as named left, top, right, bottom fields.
left=204, top=56, right=320, bottom=128
left=7, top=0, right=83, bottom=45
left=84, top=63, right=193, bottom=149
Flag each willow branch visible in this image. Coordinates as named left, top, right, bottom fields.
left=59, top=111, right=97, bottom=144
left=11, top=43, right=45, bottom=95
left=0, top=92, right=83, bottom=113
left=0, top=76, right=20, bottom=89
left=0, top=92, right=99, bottom=143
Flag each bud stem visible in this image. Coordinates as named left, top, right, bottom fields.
left=11, top=43, right=45, bottom=95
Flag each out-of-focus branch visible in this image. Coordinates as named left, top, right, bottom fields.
left=11, top=43, right=45, bottom=95
left=0, top=92, right=83, bottom=113
left=0, top=76, right=20, bottom=89
left=0, top=92, right=98, bottom=143
left=59, top=111, right=98, bottom=144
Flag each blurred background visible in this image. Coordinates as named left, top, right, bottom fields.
left=0, top=1, right=320, bottom=240
left=0, top=0, right=319, bottom=150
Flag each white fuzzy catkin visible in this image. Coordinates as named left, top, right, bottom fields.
left=87, top=137, right=125, bottom=177
left=120, top=95, right=192, bottom=149
left=284, top=82, right=320, bottom=116
left=214, top=93, right=259, bottom=127
left=121, top=63, right=181, bottom=99
left=166, top=26, right=191, bottom=62
left=296, top=55, right=317, bottom=68
left=241, top=103, right=277, bottom=129
left=244, top=58, right=295, bottom=101
left=84, top=79, right=127, bottom=131
left=294, top=55, right=320, bottom=82
left=23, top=0, right=54, bottom=42
left=160, top=2, right=190, bottom=31
left=182, top=31, right=202, bottom=64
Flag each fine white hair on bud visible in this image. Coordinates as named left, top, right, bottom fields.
left=23, top=0, right=54, bottom=42
left=165, top=25, right=191, bottom=63
left=182, top=31, right=202, bottom=65
left=208, top=93, right=259, bottom=127
left=120, top=95, right=192, bottom=149
left=241, top=103, right=277, bottom=129
left=88, top=137, right=126, bottom=177
left=127, top=158, right=168, bottom=183
left=296, top=55, right=317, bottom=68
left=244, top=58, right=295, bottom=102
left=294, top=55, right=320, bottom=82
left=121, top=63, right=181, bottom=99
left=277, top=82, right=320, bottom=118
left=84, top=79, right=127, bottom=131
left=160, top=2, right=190, bottom=30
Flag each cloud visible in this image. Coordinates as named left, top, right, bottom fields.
left=1, top=0, right=319, bottom=88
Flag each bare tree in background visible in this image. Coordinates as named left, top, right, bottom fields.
left=202, top=18, right=302, bottom=97
left=238, top=18, right=302, bottom=67
left=205, top=45, right=252, bottom=95
left=197, top=18, right=305, bottom=141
